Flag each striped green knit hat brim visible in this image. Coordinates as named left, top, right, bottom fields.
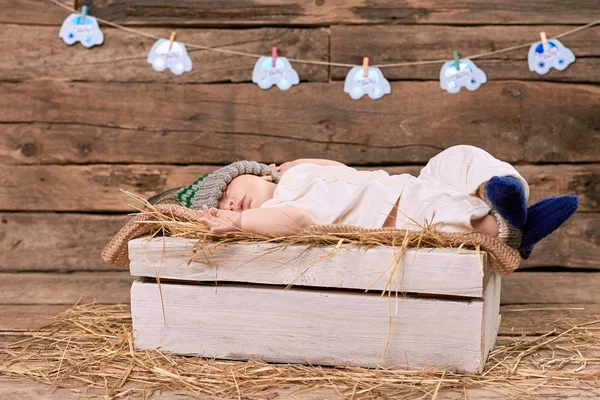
left=151, top=161, right=280, bottom=210
left=176, top=174, right=209, bottom=208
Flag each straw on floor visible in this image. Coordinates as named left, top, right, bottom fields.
left=1, top=304, right=598, bottom=399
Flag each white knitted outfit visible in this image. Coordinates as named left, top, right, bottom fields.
left=261, top=145, right=530, bottom=232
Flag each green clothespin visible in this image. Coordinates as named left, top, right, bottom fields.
left=453, top=50, right=460, bottom=70
left=79, top=5, right=88, bottom=24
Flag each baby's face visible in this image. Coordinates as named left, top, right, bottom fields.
left=218, top=174, right=276, bottom=211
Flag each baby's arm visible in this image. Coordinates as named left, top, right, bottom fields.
left=200, top=206, right=313, bottom=236
left=270, top=159, right=345, bottom=175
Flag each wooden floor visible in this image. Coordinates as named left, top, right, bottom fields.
left=1, top=270, right=600, bottom=399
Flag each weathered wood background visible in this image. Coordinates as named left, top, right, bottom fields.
left=1, top=2, right=599, bottom=398
left=0, top=0, right=598, bottom=284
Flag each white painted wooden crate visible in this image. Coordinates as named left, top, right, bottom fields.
left=128, top=236, right=501, bottom=373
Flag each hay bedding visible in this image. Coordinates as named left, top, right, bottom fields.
left=0, top=304, right=599, bottom=399
left=101, top=193, right=520, bottom=275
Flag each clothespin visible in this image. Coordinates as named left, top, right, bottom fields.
left=79, top=5, right=88, bottom=25
left=540, top=32, right=549, bottom=52
left=271, top=47, right=277, bottom=68
left=362, top=57, right=369, bottom=77
left=453, top=50, right=460, bottom=70
left=272, top=47, right=278, bottom=68
left=168, top=31, right=176, bottom=50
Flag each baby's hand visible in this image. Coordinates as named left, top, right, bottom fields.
left=200, top=206, right=242, bottom=233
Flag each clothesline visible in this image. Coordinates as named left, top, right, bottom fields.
left=47, top=0, right=600, bottom=69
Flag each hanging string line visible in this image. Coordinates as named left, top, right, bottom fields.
left=48, top=0, right=600, bottom=69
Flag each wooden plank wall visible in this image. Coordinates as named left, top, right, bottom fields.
left=0, top=0, right=598, bottom=281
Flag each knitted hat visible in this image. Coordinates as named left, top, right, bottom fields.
left=148, top=161, right=280, bottom=210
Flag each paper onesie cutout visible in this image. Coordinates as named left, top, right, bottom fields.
left=343, top=67, right=391, bottom=100
left=147, top=39, right=193, bottom=75
left=58, top=12, right=104, bottom=48
left=252, top=57, right=299, bottom=90
left=528, top=39, right=575, bottom=75
left=439, top=59, right=487, bottom=94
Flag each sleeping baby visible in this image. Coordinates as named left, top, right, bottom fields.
left=149, top=145, right=578, bottom=259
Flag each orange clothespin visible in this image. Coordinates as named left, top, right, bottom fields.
left=362, top=57, right=369, bottom=77
left=540, top=32, right=549, bottom=52
left=169, top=31, right=176, bottom=50
left=272, top=47, right=278, bottom=68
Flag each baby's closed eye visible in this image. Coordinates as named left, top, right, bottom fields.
left=219, top=197, right=236, bottom=211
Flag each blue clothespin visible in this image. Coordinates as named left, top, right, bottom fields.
left=453, top=50, right=460, bottom=70
left=79, top=5, right=88, bottom=24
left=58, top=4, right=104, bottom=47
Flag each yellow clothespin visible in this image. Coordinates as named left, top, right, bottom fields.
left=169, top=31, right=176, bottom=50
left=540, top=32, right=549, bottom=52
left=362, top=57, right=369, bottom=77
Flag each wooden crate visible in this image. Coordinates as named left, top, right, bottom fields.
left=128, top=236, right=501, bottom=373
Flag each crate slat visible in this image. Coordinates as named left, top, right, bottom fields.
left=129, top=236, right=490, bottom=297
left=131, top=274, right=501, bottom=373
